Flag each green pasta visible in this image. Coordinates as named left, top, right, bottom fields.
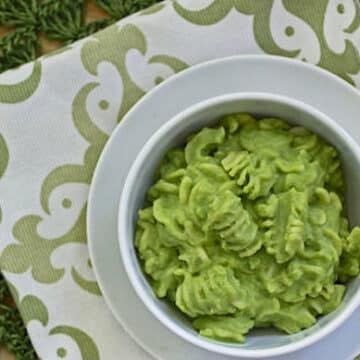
left=135, top=113, right=360, bottom=343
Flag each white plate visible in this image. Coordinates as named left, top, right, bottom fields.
left=87, top=55, right=360, bottom=360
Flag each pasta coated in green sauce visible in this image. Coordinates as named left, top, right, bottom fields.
left=135, top=113, right=360, bottom=343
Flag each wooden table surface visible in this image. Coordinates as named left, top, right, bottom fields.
left=0, top=3, right=108, bottom=358
left=0, top=348, right=15, bottom=360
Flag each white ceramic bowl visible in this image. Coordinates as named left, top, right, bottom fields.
left=118, top=93, right=360, bottom=358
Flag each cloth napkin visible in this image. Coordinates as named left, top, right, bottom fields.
left=0, top=0, right=360, bottom=359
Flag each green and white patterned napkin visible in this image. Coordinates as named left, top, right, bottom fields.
left=0, top=0, right=359, bottom=358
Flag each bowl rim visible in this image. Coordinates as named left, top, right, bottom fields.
left=118, top=92, right=360, bottom=358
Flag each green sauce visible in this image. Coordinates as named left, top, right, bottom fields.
left=135, top=113, right=360, bottom=343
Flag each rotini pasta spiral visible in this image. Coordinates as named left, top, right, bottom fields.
left=221, top=151, right=276, bottom=199
left=193, top=314, right=254, bottom=343
left=176, top=265, right=246, bottom=317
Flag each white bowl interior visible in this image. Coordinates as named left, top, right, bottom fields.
left=120, top=94, right=360, bottom=355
